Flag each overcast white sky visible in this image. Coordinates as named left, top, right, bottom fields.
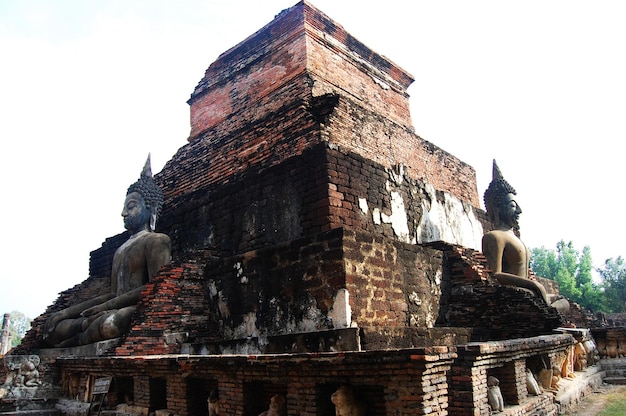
left=1, top=1, right=625, bottom=319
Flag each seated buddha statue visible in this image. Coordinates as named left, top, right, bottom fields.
left=43, top=156, right=171, bottom=347
left=482, top=160, right=568, bottom=312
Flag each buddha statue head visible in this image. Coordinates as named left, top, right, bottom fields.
left=124, top=155, right=164, bottom=233
left=483, top=160, right=521, bottom=231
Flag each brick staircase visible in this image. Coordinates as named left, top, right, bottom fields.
left=600, top=357, right=626, bottom=385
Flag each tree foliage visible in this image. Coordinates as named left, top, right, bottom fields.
left=530, top=241, right=604, bottom=312
left=597, top=256, right=626, bottom=313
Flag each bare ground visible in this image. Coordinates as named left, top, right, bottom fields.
left=559, top=384, right=626, bottom=416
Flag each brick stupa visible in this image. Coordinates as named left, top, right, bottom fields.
left=10, top=2, right=577, bottom=415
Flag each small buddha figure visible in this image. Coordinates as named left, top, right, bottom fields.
left=258, top=394, right=286, bottom=416
left=482, top=161, right=568, bottom=312
left=331, top=385, right=366, bottom=416
left=207, top=389, right=219, bottom=416
left=43, top=156, right=171, bottom=347
left=526, top=369, right=541, bottom=396
left=487, top=376, right=504, bottom=412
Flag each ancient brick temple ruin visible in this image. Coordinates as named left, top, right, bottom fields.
left=1, top=2, right=609, bottom=415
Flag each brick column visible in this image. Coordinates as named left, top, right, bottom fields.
left=449, top=363, right=487, bottom=416
left=513, top=359, right=528, bottom=404
left=167, top=374, right=187, bottom=415
left=134, top=376, right=150, bottom=409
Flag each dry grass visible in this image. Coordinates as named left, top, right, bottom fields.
left=596, top=385, right=626, bottom=416
left=560, top=385, right=626, bottom=416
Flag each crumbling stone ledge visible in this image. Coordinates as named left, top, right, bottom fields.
left=450, top=334, right=575, bottom=416
left=58, top=347, right=457, bottom=415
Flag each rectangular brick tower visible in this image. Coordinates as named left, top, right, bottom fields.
left=157, top=0, right=482, bottom=252
left=132, top=0, right=488, bottom=353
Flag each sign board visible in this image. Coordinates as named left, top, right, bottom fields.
left=92, top=377, right=112, bottom=395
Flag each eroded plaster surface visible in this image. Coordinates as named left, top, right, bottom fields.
left=416, top=183, right=483, bottom=249
left=365, top=166, right=483, bottom=249
left=329, top=288, right=352, bottom=328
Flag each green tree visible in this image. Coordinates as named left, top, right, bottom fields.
left=530, top=241, right=603, bottom=311
left=598, top=257, right=626, bottom=313
left=575, top=246, right=604, bottom=311
left=2, top=311, right=32, bottom=348
left=529, top=246, right=558, bottom=279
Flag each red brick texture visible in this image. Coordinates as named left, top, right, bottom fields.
left=164, top=0, right=478, bottom=220
left=449, top=334, right=573, bottom=416
left=59, top=346, right=457, bottom=416
left=435, top=243, right=564, bottom=340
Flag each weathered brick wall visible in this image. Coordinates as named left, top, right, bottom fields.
left=188, top=2, right=413, bottom=142
left=343, top=230, right=444, bottom=330
left=303, top=3, right=413, bottom=129
left=114, top=260, right=215, bottom=356
left=449, top=334, right=572, bottom=416
left=110, top=227, right=450, bottom=356
left=448, top=284, right=563, bottom=340
left=201, top=229, right=345, bottom=343
left=164, top=94, right=321, bottom=202
left=562, top=301, right=593, bottom=328
left=59, top=346, right=457, bottom=416
left=157, top=142, right=329, bottom=255
left=157, top=141, right=485, bottom=260
left=434, top=244, right=564, bottom=341
left=323, top=97, right=479, bottom=207
left=188, top=5, right=309, bottom=140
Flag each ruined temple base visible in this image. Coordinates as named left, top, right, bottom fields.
left=555, top=365, right=605, bottom=413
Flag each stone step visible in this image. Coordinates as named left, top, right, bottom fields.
left=603, top=376, right=626, bottom=385
left=605, top=369, right=626, bottom=377
left=599, top=357, right=626, bottom=369
left=555, top=365, right=605, bottom=411
left=599, top=358, right=626, bottom=379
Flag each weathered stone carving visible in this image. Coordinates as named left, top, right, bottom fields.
left=561, top=346, right=576, bottom=379
left=482, top=160, right=569, bottom=312
left=526, top=369, right=541, bottom=396
left=43, top=156, right=171, bottom=347
left=538, top=366, right=561, bottom=392
left=207, top=389, right=219, bottom=416
left=331, top=385, right=366, bottom=416
left=258, top=394, right=286, bottom=416
left=606, top=339, right=618, bottom=358
left=0, top=355, right=44, bottom=399
left=487, top=376, right=505, bottom=412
